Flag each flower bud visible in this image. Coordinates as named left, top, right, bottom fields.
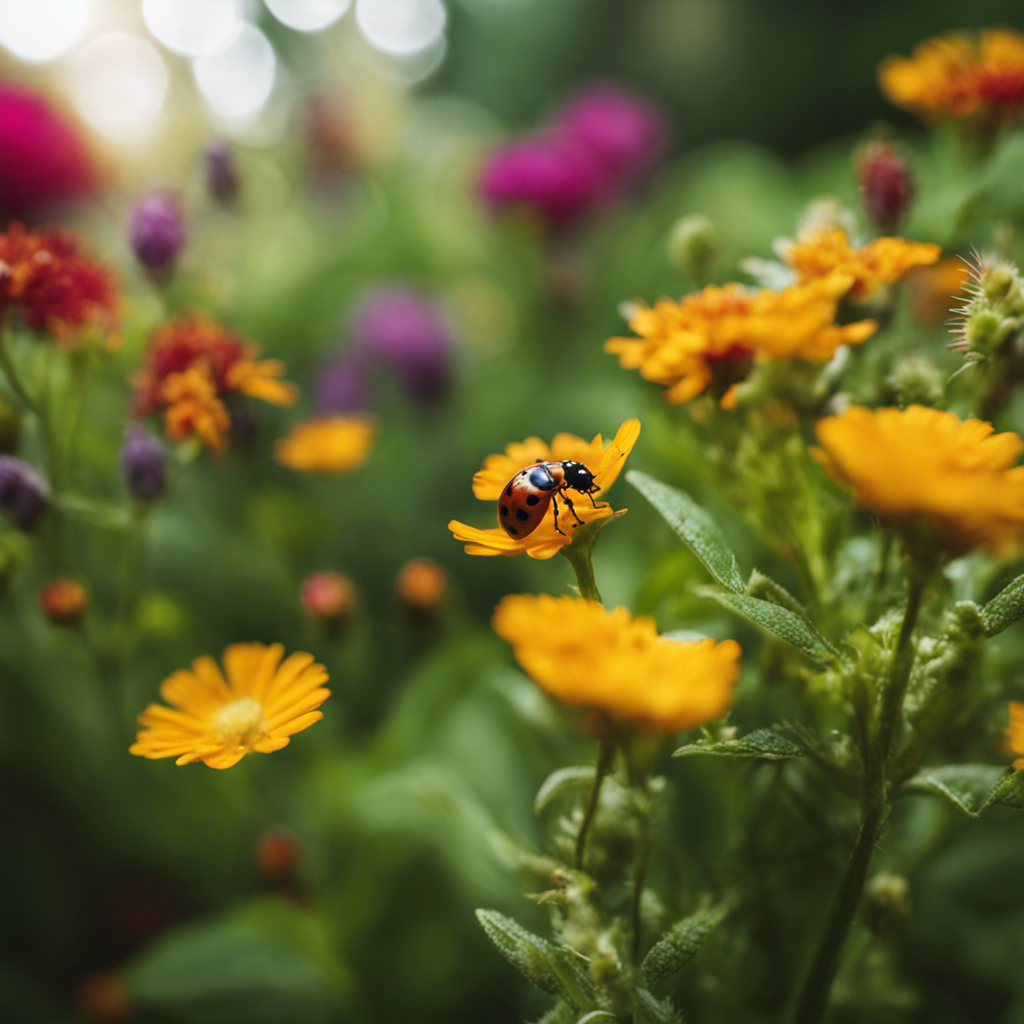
left=857, top=142, right=914, bottom=230
left=301, top=570, right=357, bottom=635
left=129, top=191, right=185, bottom=277
left=396, top=558, right=448, bottom=621
left=40, top=576, right=88, bottom=626
left=122, top=427, right=167, bottom=502
left=0, top=455, right=48, bottom=530
left=888, top=353, right=944, bottom=408
left=256, top=826, right=303, bottom=883
left=0, top=393, right=20, bottom=453
left=203, top=140, right=240, bottom=205
left=863, top=872, right=910, bottom=934
left=667, top=213, right=719, bottom=280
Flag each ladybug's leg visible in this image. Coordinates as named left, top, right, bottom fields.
left=562, top=493, right=585, bottom=527
left=550, top=493, right=566, bottom=536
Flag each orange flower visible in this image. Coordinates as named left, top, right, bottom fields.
left=0, top=223, right=118, bottom=344
left=780, top=227, right=940, bottom=302
left=449, top=419, right=640, bottom=558
left=1007, top=701, right=1024, bottom=770
left=814, top=405, right=1024, bottom=553
left=879, top=28, right=1024, bottom=124
left=493, top=594, right=740, bottom=733
left=907, top=256, right=971, bottom=325
left=274, top=416, right=375, bottom=474
left=134, top=315, right=297, bottom=450
left=607, top=278, right=875, bottom=405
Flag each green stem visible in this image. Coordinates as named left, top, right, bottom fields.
left=792, top=569, right=928, bottom=1024
left=574, top=739, right=615, bottom=870
left=629, top=795, right=651, bottom=965
left=0, top=329, right=40, bottom=414
left=561, top=533, right=602, bottom=603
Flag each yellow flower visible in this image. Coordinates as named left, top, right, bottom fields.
left=1007, top=701, right=1024, bottom=770
left=493, top=595, right=740, bottom=733
left=780, top=227, right=941, bottom=302
left=274, top=417, right=375, bottom=474
left=227, top=358, right=300, bottom=407
left=879, top=28, right=1024, bottom=124
left=161, top=366, right=231, bottom=452
left=606, top=277, right=875, bottom=405
left=813, top=405, right=1024, bottom=553
left=448, top=419, right=640, bottom=559
left=130, top=643, right=329, bottom=769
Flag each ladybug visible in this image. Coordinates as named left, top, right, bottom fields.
left=497, top=460, right=601, bottom=539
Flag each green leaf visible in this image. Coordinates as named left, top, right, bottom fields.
left=673, top=724, right=811, bottom=761
left=627, top=471, right=745, bottom=593
left=901, top=765, right=1024, bottom=818
left=535, top=766, right=596, bottom=815
left=641, top=903, right=729, bottom=987
left=123, top=899, right=347, bottom=1024
left=746, top=569, right=814, bottom=624
left=979, top=573, right=1024, bottom=636
left=697, top=588, right=838, bottom=664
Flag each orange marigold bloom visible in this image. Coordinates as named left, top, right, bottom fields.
left=607, top=278, right=875, bottom=405
left=493, top=594, right=741, bottom=732
left=130, top=642, right=329, bottom=769
left=0, top=223, right=118, bottom=343
left=879, top=28, right=1024, bottom=124
left=134, top=315, right=298, bottom=450
left=780, top=227, right=940, bottom=302
left=449, top=418, right=640, bottom=559
left=274, top=416, right=375, bottom=474
left=907, top=256, right=971, bottom=325
left=1007, top=701, right=1024, bottom=770
left=814, top=405, right=1024, bottom=553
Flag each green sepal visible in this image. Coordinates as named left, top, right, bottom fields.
left=535, top=766, right=596, bottom=815
left=696, top=587, right=839, bottom=664
left=979, top=574, right=1024, bottom=636
left=900, top=765, right=1024, bottom=818
left=627, top=470, right=745, bottom=593
left=641, top=903, right=729, bottom=988
left=673, top=724, right=811, bottom=761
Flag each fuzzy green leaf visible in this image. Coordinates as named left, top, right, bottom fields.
left=627, top=471, right=745, bottom=593
left=641, top=903, right=729, bottom=988
left=901, top=765, right=1024, bottom=818
left=979, top=574, right=1024, bottom=636
left=673, top=725, right=811, bottom=761
left=535, top=767, right=596, bottom=815
left=697, top=588, right=838, bottom=664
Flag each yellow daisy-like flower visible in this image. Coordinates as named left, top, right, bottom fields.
left=274, top=416, right=375, bottom=474
left=130, top=643, right=330, bottom=769
left=493, top=594, right=741, bottom=733
left=606, top=277, right=875, bottom=405
left=161, top=366, right=231, bottom=452
left=227, top=358, right=300, bottom=407
left=448, top=418, right=640, bottom=559
left=1007, top=701, right=1024, bottom=770
left=879, top=28, right=1024, bottom=124
left=814, top=405, right=1024, bottom=553
left=780, top=227, right=941, bottom=302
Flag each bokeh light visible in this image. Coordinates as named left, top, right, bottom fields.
left=193, top=24, right=277, bottom=120
left=355, top=0, right=446, bottom=56
left=264, top=0, right=352, bottom=33
left=0, top=0, right=91, bottom=64
left=142, top=0, right=242, bottom=57
left=66, top=32, right=169, bottom=142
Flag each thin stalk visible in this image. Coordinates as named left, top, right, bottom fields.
left=791, top=569, right=928, bottom=1024
left=574, top=739, right=615, bottom=870
left=629, top=798, right=651, bottom=964
left=561, top=534, right=602, bottom=603
left=0, top=329, right=40, bottom=414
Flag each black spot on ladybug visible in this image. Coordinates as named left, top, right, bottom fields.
left=507, top=526, right=518, bottom=535
left=526, top=494, right=540, bottom=506
left=500, top=505, right=509, bottom=518
left=515, top=509, right=529, bottom=522
left=505, top=484, right=513, bottom=496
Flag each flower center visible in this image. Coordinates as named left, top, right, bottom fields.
left=211, top=697, right=267, bottom=748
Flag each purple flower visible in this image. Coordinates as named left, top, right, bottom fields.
left=352, top=287, right=454, bottom=404
left=315, top=355, right=373, bottom=416
left=479, top=135, right=608, bottom=233
left=555, top=83, right=667, bottom=188
left=0, top=455, right=49, bottom=530
left=129, top=192, right=185, bottom=276
left=121, top=428, right=167, bottom=502
left=204, top=140, right=240, bottom=206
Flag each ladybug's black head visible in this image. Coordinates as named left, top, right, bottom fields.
left=560, top=461, right=598, bottom=493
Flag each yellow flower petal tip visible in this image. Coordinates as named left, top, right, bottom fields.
left=814, top=405, right=1024, bottom=554
left=129, top=642, right=330, bottom=768
left=493, top=594, right=740, bottom=733
left=275, top=416, right=376, bottom=474
left=450, top=419, right=640, bottom=558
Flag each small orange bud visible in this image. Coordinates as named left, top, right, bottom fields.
left=256, top=826, right=303, bottom=883
left=40, top=576, right=88, bottom=626
left=300, top=570, right=356, bottom=635
left=396, top=558, right=448, bottom=616
left=76, top=972, right=134, bottom=1021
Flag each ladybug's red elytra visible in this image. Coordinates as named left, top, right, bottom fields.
left=497, top=460, right=600, bottom=539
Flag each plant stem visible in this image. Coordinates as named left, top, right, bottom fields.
left=0, top=329, right=40, bottom=414
left=574, top=739, right=615, bottom=870
left=792, top=569, right=928, bottom=1024
left=629, top=793, right=651, bottom=964
left=561, top=532, right=602, bottom=603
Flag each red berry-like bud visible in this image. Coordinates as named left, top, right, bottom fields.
left=300, top=570, right=356, bottom=635
left=40, top=576, right=88, bottom=626
left=857, top=142, right=914, bottom=230
left=396, top=558, right=448, bottom=621
left=76, top=972, right=134, bottom=1021
left=256, top=826, right=303, bottom=883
